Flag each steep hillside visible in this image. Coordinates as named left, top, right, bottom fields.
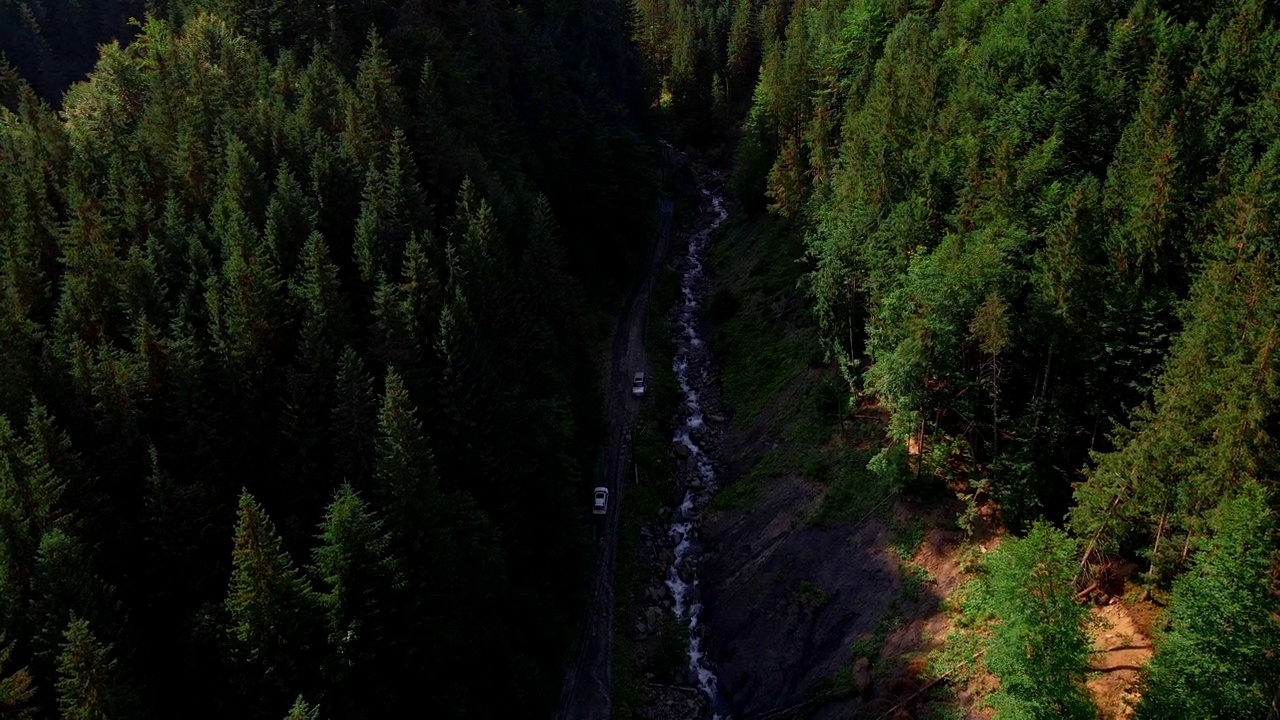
left=630, top=0, right=1280, bottom=717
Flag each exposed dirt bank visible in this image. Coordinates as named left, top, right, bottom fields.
left=690, top=213, right=984, bottom=720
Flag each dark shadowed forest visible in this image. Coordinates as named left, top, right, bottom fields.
left=4, top=0, right=1280, bottom=718
left=1, top=0, right=658, bottom=717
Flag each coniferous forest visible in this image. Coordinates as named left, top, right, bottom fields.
left=634, top=0, right=1280, bottom=715
left=4, top=0, right=1280, bottom=717
left=0, top=0, right=657, bottom=717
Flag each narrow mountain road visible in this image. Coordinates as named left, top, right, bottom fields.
left=556, top=196, right=674, bottom=720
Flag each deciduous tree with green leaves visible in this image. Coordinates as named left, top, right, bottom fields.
left=975, top=523, right=1092, bottom=720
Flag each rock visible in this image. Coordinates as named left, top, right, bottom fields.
left=708, top=413, right=725, bottom=425
left=635, top=621, right=647, bottom=635
left=674, top=442, right=691, bottom=458
left=852, top=656, right=873, bottom=698
left=646, top=606, right=663, bottom=627
left=654, top=583, right=668, bottom=600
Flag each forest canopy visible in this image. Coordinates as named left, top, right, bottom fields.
left=5, top=0, right=1280, bottom=716
left=632, top=0, right=1280, bottom=713
left=0, top=0, right=659, bottom=716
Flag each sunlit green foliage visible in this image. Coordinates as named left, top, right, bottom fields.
left=974, top=525, right=1092, bottom=720
left=633, top=0, right=1280, bottom=716
left=1136, top=483, right=1280, bottom=720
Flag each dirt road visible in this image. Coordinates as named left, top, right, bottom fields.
left=555, top=197, right=675, bottom=720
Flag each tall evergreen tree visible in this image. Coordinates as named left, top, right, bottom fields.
left=225, top=492, right=320, bottom=685
left=1136, top=482, right=1280, bottom=720
left=55, top=618, right=115, bottom=720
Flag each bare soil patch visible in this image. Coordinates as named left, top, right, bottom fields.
left=1085, top=595, right=1155, bottom=720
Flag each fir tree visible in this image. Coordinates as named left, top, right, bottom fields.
left=1137, top=482, right=1280, bottom=720
left=55, top=618, right=114, bottom=720
left=225, top=491, right=320, bottom=683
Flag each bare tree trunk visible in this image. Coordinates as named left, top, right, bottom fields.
left=1180, top=531, right=1194, bottom=564
left=916, top=416, right=926, bottom=483
left=1149, top=499, right=1168, bottom=577
left=1033, top=342, right=1053, bottom=432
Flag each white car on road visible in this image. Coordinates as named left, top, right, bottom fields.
left=632, top=372, right=646, bottom=398
left=593, top=487, right=609, bottom=515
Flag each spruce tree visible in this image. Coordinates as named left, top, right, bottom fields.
left=1137, top=482, right=1280, bottom=720
left=55, top=618, right=113, bottom=720
left=225, top=491, right=320, bottom=683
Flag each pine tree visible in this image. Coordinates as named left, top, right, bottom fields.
left=1136, top=482, right=1280, bottom=720
left=284, top=695, right=320, bottom=720
left=329, top=348, right=378, bottom=488
left=226, top=491, right=320, bottom=683
left=55, top=618, right=114, bottom=720
left=206, top=137, right=282, bottom=373
left=264, top=163, right=317, bottom=279
left=281, top=231, right=353, bottom=499
left=353, top=131, right=427, bottom=284
left=369, top=278, right=421, bottom=378
left=372, top=369, right=438, bottom=535
left=30, top=529, right=106, bottom=666
left=340, top=32, right=404, bottom=170
left=311, top=484, right=397, bottom=717
left=0, top=635, right=35, bottom=719
left=0, top=408, right=72, bottom=638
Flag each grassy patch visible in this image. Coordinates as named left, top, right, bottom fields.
left=707, top=472, right=759, bottom=511
left=790, top=579, right=831, bottom=610
left=812, top=449, right=884, bottom=523
left=853, top=605, right=908, bottom=663
left=704, top=213, right=880, bottom=515
left=709, top=214, right=817, bottom=423
left=649, top=615, right=691, bottom=683
left=899, top=562, right=933, bottom=602
left=613, top=407, right=671, bottom=719
left=912, top=555, right=991, bottom=719
left=892, top=517, right=926, bottom=560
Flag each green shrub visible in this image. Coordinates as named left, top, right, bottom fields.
left=867, top=443, right=913, bottom=493
left=791, top=580, right=830, bottom=610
